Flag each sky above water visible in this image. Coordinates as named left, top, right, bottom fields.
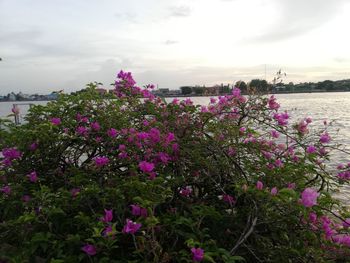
left=1, top=0, right=350, bottom=94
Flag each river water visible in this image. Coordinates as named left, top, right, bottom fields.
left=1, top=93, right=350, bottom=201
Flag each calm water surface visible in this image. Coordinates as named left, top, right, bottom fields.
left=1, top=93, right=350, bottom=201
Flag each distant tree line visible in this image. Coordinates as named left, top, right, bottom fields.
left=179, top=79, right=350, bottom=95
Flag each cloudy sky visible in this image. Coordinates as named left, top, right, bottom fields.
left=1, top=0, right=350, bottom=94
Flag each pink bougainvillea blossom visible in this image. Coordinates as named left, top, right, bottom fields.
left=222, top=194, right=236, bottom=205
left=91, top=121, right=100, bottom=131
left=94, top=156, right=109, bottom=167
left=0, top=185, right=11, bottom=195
left=270, top=130, right=280, bottom=138
left=301, top=188, right=319, bottom=207
left=179, top=186, right=192, bottom=197
left=122, top=219, right=142, bottom=234
left=271, top=187, right=278, bottom=196
left=81, top=244, right=96, bottom=256
left=70, top=188, right=80, bottom=199
left=76, top=126, right=88, bottom=136
left=306, top=145, right=317, bottom=154
left=107, top=128, right=118, bottom=138
left=2, top=147, right=21, bottom=160
left=29, top=142, right=38, bottom=151
left=101, top=209, right=113, bottom=223
left=256, top=180, right=264, bottom=190
left=50, top=117, right=61, bottom=126
left=138, top=161, right=155, bottom=173
left=268, top=95, right=280, bottom=110
left=320, top=133, right=331, bottom=144
left=27, top=171, right=38, bottom=183
left=130, top=204, right=148, bottom=217
left=191, top=248, right=204, bottom=262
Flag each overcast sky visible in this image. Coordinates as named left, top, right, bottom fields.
left=1, top=0, right=350, bottom=94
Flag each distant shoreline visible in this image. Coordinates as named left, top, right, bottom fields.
left=1, top=90, right=350, bottom=102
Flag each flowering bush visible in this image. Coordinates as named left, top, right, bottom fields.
left=1, top=71, right=350, bottom=262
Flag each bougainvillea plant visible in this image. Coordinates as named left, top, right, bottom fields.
left=1, top=71, right=350, bottom=262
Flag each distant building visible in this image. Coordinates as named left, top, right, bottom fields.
left=204, top=86, right=220, bottom=96
left=17, top=92, right=31, bottom=100
left=8, top=92, right=16, bottom=101
left=96, top=88, right=107, bottom=95
left=153, top=88, right=170, bottom=96
left=47, top=92, right=60, bottom=100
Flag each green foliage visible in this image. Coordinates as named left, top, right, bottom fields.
left=0, top=77, right=350, bottom=262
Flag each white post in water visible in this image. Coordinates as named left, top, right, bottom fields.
left=11, top=103, right=34, bottom=125
left=12, top=104, right=20, bottom=125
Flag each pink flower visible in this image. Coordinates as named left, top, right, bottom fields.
left=27, top=171, right=38, bottom=183
left=274, top=159, right=283, bottom=168
left=184, top=98, right=193, bottom=105
left=91, top=121, right=100, bottom=131
left=130, top=204, right=148, bottom=217
left=191, top=248, right=204, bottom=262
left=179, top=186, right=192, bottom=197
left=172, top=98, right=180, bottom=104
left=76, top=126, right=88, bottom=136
left=149, top=128, right=161, bottom=143
left=165, top=132, right=175, bottom=144
left=306, top=145, right=317, bottom=154
left=270, top=187, right=278, bottom=196
left=0, top=185, right=11, bottom=195
left=222, top=194, right=236, bottom=205
left=118, top=144, right=126, bottom=151
left=309, top=212, right=317, bottom=223
left=343, top=218, right=350, bottom=228
left=232, top=88, right=241, bottom=97
left=107, top=128, right=118, bottom=138
left=22, top=195, right=31, bottom=202
left=50, top=117, right=61, bottom=126
left=210, top=97, right=217, bottom=104
left=273, top=112, right=289, bottom=126
left=81, top=244, right=96, bottom=256
left=101, top=209, right=113, bottom=223
left=256, top=180, right=264, bottom=190
left=158, top=152, right=170, bottom=164
left=320, top=133, right=331, bottom=144
left=297, top=120, right=309, bottom=135
left=287, top=183, right=296, bottom=189
left=2, top=147, right=21, bottom=160
left=138, top=161, right=155, bottom=173
left=29, top=142, right=38, bottom=151
left=70, top=188, right=80, bottom=198
left=94, top=156, right=109, bottom=167
left=103, top=225, right=113, bottom=236
left=122, top=219, right=142, bottom=234
left=301, top=188, right=319, bottom=207
left=268, top=95, right=280, bottom=110
left=200, top=106, right=208, bottom=112
left=239, top=127, right=246, bottom=134
left=270, top=130, right=280, bottom=138
left=228, top=147, right=236, bottom=156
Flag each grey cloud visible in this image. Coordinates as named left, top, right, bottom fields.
left=169, top=5, right=191, bottom=17
left=0, top=29, right=43, bottom=43
left=164, top=40, right=179, bottom=45
left=251, top=0, right=347, bottom=43
left=114, top=12, right=138, bottom=23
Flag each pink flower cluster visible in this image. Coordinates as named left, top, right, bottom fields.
left=273, top=112, right=289, bottom=126
left=94, top=156, right=109, bottom=167
left=1, top=147, right=21, bottom=166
